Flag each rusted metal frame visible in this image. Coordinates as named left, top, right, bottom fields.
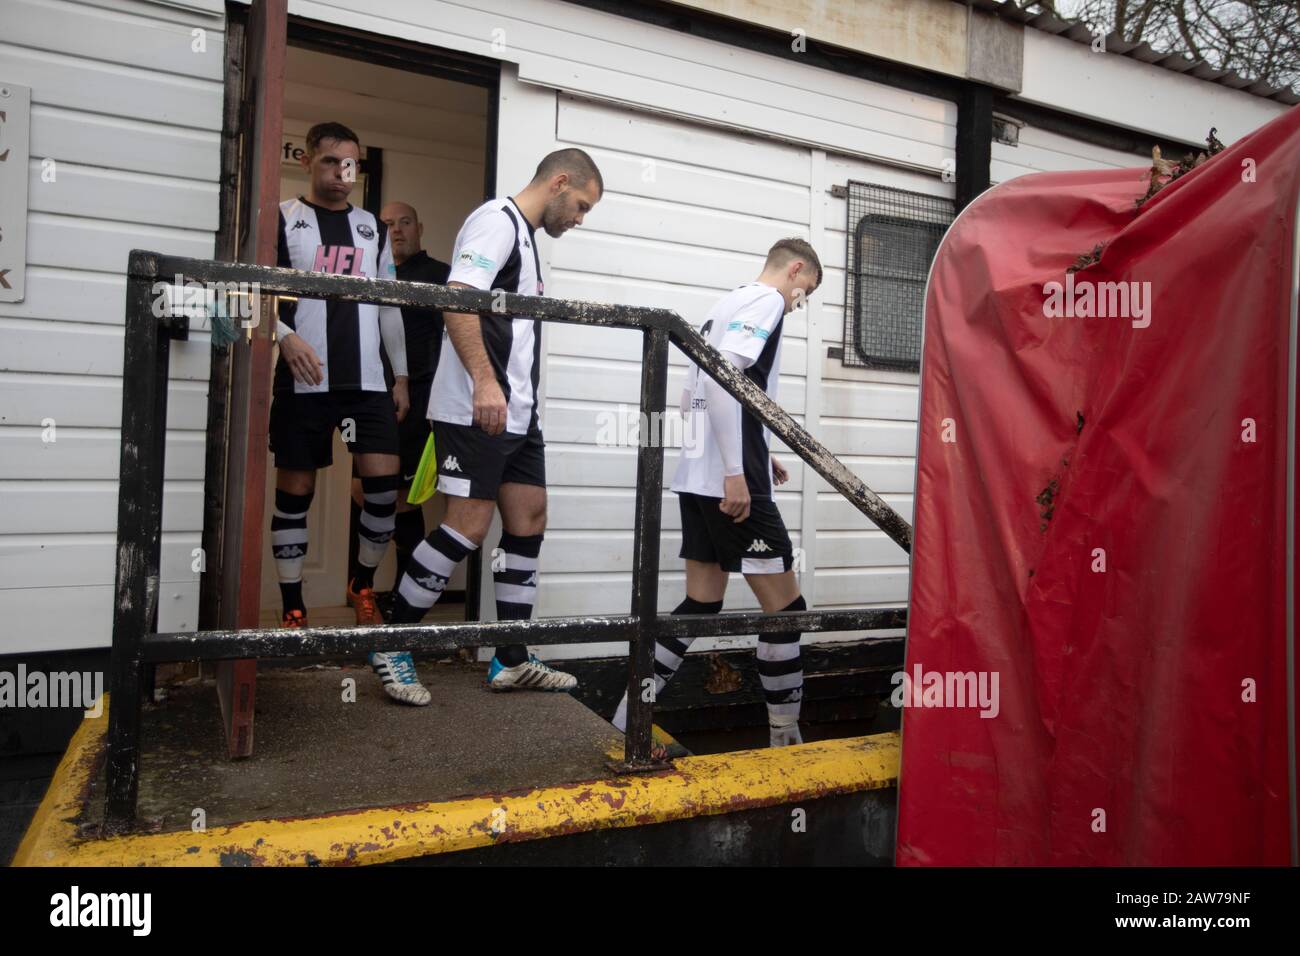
left=624, top=328, right=670, bottom=768
left=138, top=608, right=906, bottom=663
left=214, top=0, right=287, bottom=761
left=664, top=318, right=914, bottom=553
left=105, top=257, right=184, bottom=833
left=133, top=252, right=679, bottom=334
left=198, top=14, right=247, bottom=634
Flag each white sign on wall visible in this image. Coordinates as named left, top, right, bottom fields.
left=282, top=136, right=309, bottom=167
left=0, top=82, right=30, bottom=303
left=282, top=135, right=369, bottom=167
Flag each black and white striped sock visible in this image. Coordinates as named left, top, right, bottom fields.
left=393, top=508, right=425, bottom=585
left=391, top=523, right=478, bottom=623
left=611, top=596, right=724, bottom=732
left=759, top=594, right=805, bottom=724
left=492, top=532, right=543, bottom=667
left=355, top=474, right=398, bottom=590
left=271, top=488, right=313, bottom=615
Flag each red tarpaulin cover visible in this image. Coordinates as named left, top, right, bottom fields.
left=897, top=106, right=1300, bottom=866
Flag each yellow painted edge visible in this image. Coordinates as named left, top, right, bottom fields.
left=15, top=695, right=899, bottom=867
left=12, top=693, right=113, bottom=867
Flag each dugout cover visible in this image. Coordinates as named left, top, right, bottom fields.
left=896, top=106, right=1300, bottom=865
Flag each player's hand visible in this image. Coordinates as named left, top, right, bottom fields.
left=771, top=456, right=789, bottom=485
left=279, top=332, right=323, bottom=386
left=392, top=376, right=410, bottom=423
left=473, top=375, right=507, bottom=435
left=720, top=474, right=751, bottom=523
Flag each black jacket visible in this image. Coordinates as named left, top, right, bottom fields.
left=395, top=249, right=452, bottom=383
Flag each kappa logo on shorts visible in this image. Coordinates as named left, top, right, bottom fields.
left=356, top=223, right=375, bottom=240
left=442, top=455, right=460, bottom=471
left=747, top=539, right=773, bottom=553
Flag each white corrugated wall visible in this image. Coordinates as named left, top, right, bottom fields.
left=0, top=0, right=225, bottom=653
left=2, top=0, right=1282, bottom=655
left=485, top=66, right=953, bottom=659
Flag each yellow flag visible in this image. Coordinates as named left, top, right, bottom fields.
left=406, top=432, right=438, bottom=505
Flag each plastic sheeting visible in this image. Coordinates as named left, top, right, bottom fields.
left=897, top=106, right=1300, bottom=865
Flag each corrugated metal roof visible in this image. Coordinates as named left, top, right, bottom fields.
left=969, top=0, right=1299, bottom=105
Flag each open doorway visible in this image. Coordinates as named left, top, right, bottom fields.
left=254, top=24, right=496, bottom=627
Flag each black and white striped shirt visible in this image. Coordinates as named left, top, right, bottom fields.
left=275, top=197, right=401, bottom=394
left=428, top=197, right=543, bottom=434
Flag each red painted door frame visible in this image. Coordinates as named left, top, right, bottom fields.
left=215, top=0, right=287, bottom=757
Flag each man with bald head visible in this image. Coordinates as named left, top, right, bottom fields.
left=369, top=202, right=450, bottom=585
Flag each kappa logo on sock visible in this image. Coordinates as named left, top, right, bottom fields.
left=522, top=572, right=537, bottom=587
left=442, top=455, right=460, bottom=471
left=747, top=539, right=772, bottom=553
left=414, top=572, right=449, bottom=590
left=274, top=545, right=305, bottom=558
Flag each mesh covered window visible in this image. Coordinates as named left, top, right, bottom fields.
left=843, top=183, right=955, bottom=370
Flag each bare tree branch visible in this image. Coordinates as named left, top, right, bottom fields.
left=1024, top=0, right=1298, bottom=92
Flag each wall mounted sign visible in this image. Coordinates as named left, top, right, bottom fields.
left=0, top=82, right=30, bottom=303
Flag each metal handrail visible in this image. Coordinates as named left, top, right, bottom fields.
left=104, top=250, right=912, bottom=832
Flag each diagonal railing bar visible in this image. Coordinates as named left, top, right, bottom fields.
left=666, top=322, right=912, bottom=553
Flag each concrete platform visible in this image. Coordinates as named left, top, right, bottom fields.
left=111, top=663, right=623, bottom=833
left=14, top=668, right=901, bottom=866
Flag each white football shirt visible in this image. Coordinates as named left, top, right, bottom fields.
left=671, top=283, right=787, bottom=499
left=427, top=197, right=543, bottom=435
